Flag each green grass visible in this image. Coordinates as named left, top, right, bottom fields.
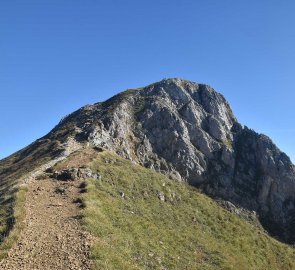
left=0, top=184, right=27, bottom=259
left=82, top=151, right=295, bottom=270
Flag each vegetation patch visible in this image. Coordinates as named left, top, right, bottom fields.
left=0, top=184, right=28, bottom=259
left=82, top=151, right=295, bottom=270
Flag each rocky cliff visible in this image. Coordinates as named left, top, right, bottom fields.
left=2, top=78, right=295, bottom=243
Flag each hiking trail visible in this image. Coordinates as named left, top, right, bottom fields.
left=0, top=177, right=92, bottom=270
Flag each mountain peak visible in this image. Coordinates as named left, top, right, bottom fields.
left=2, top=79, right=295, bottom=244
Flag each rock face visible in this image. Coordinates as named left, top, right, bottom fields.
left=11, top=78, right=295, bottom=243
left=51, top=168, right=101, bottom=181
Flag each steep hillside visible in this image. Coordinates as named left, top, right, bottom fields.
left=81, top=150, right=295, bottom=269
left=2, top=146, right=294, bottom=269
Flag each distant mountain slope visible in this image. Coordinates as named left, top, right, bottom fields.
left=1, top=78, right=295, bottom=245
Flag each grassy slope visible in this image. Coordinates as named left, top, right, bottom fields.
left=82, top=151, right=295, bottom=270
left=0, top=185, right=27, bottom=259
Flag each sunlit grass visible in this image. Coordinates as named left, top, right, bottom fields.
left=0, top=185, right=28, bottom=259
left=82, top=151, right=295, bottom=270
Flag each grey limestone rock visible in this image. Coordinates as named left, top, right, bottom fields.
left=157, top=191, right=165, bottom=202
left=53, top=167, right=100, bottom=181
left=42, top=78, right=295, bottom=243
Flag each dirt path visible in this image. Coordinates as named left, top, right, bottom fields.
left=0, top=178, right=92, bottom=270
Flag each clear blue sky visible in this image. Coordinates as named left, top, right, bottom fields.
left=1, top=1, right=295, bottom=162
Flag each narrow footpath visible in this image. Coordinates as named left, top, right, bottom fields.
left=0, top=177, right=92, bottom=270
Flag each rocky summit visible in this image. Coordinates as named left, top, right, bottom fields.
left=2, top=78, right=295, bottom=244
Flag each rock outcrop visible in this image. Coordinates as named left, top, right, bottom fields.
left=50, top=167, right=101, bottom=181
left=3, top=78, right=295, bottom=243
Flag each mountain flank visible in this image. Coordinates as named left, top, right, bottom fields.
left=83, top=150, right=295, bottom=269
left=4, top=148, right=295, bottom=269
